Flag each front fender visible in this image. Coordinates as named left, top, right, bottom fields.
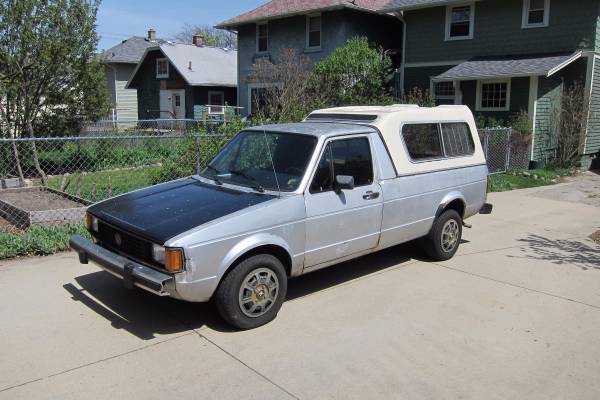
left=218, top=233, right=293, bottom=278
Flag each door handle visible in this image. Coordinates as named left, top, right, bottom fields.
left=363, top=191, right=380, bottom=200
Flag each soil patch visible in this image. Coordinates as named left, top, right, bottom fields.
left=0, top=189, right=83, bottom=211
left=0, top=216, right=21, bottom=234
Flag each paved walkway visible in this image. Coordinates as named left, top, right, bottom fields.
left=0, top=175, right=599, bottom=399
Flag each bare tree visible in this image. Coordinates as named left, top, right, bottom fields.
left=549, top=80, right=587, bottom=167
left=172, top=23, right=237, bottom=49
left=247, top=48, right=315, bottom=122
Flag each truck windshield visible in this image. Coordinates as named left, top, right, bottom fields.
left=201, top=131, right=317, bottom=192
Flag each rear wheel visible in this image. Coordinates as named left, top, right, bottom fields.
left=215, top=254, right=287, bottom=330
left=424, top=209, right=462, bottom=261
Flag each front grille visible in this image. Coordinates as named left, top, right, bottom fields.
left=95, top=221, right=153, bottom=265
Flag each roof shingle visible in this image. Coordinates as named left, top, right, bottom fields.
left=100, top=36, right=165, bottom=64
left=216, top=0, right=390, bottom=29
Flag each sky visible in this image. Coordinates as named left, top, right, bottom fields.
left=96, top=0, right=263, bottom=50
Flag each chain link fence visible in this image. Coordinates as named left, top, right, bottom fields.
left=479, top=128, right=532, bottom=174
left=0, top=120, right=237, bottom=232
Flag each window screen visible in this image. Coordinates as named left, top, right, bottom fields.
left=441, top=123, right=475, bottom=157
left=402, top=124, right=443, bottom=160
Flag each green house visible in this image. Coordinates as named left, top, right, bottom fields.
left=383, top=0, right=600, bottom=168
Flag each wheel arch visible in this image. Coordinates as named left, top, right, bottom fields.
left=436, top=192, right=466, bottom=219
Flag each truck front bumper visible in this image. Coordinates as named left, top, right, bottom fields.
left=69, top=235, right=175, bottom=297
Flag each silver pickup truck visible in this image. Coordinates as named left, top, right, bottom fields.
left=71, top=105, right=492, bottom=329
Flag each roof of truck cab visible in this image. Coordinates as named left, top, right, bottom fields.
left=247, top=122, right=377, bottom=137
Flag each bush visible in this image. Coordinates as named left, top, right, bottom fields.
left=0, top=224, right=91, bottom=259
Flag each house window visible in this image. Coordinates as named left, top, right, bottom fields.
left=208, top=91, right=225, bottom=114
left=156, top=58, right=169, bottom=78
left=401, top=124, right=443, bottom=161
left=306, top=14, right=322, bottom=49
left=248, top=83, right=281, bottom=115
left=433, top=81, right=455, bottom=102
left=445, top=3, right=474, bottom=41
left=476, top=80, right=511, bottom=111
left=522, top=0, right=550, bottom=28
left=257, top=22, right=269, bottom=53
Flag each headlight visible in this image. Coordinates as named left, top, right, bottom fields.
left=152, top=244, right=165, bottom=264
left=85, top=213, right=99, bottom=232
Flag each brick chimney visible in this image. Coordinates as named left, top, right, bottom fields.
left=147, top=29, right=156, bottom=40
left=193, top=33, right=204, bottom=47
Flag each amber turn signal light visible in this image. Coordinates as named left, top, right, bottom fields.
left=165, top=248, right=185, bottom=273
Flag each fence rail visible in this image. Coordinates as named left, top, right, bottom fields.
left=0, top=122, right=530, bottom=232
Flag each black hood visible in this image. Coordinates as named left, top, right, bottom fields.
left=88, top=178, right=275, bottom=243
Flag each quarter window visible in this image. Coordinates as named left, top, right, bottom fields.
left=307, top=14, right=322, bottom=49
left=257, top=22, right=269, bottom=53
left=445, top=3, right=474, bottom=40
left=402, top=124, right=443, bottom=160
left=477, top=80, right=511, bottom=111
left=522, top=0, right=549, bottom=28
left=441, top=123, right=475, bottom=157
left=310, top=138, right=373, bottom=193
left=156, top=58, right=169, bottom=78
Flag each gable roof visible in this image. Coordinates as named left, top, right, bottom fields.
left=127, top=42, right=237, bottom=88
left=380, top=0, right=479, bottom=12
left=432, top=52, right=583, bottom=81
left=100, top=36, right=165, bottom=64
left=216, top=0, right=390, bottom=29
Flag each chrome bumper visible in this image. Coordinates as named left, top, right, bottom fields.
left=69, top=235, right=175, bottom=297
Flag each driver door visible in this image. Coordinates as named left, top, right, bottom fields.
left=304, top=135, right=383, bottom=268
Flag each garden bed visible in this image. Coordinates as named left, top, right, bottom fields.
left=0, top=187, right=90, bottom=229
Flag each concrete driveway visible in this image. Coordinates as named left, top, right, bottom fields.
left=1, top=174, right=599, bottom=399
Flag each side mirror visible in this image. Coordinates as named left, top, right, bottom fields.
left=334, top=175, right=355, bottom=193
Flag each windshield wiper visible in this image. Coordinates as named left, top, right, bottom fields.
left=228, top=170, right=265, bottom=193
left=202, top=165, right=223, bottom=185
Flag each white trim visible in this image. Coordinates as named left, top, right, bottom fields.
left=256, top=22, right=269, bottom=54
left=528, top=75, right=539, bottom=158
left=208, top=91, right=225, bottom=115
left=476, top=79, right=511, bottom=112
left=454, top=80, right=462, bottom=104
left=306, top=13, right=322, bottom=51
left=404, top=60, right=465, bottom=68
left=445, top=2, right=475, bottom=41
left=547, top=51, right=583, bottom=77
left=522, top=0, right=550, bottom=29
left=156, top=58, right=169, bottom=79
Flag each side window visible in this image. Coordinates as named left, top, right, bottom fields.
left=402, top=124, right=443, bottom=160
left=309, top=137, right=374, bottom=193
left=331, top=138, right=373, bottom=186
left=441, top=123, right=475, bottom=157
left=310, top=144, right=333, bottom=193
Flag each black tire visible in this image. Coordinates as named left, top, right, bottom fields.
left=424, top=209, right=463, bottom=261
left=215, top=254, right=287, bottom=330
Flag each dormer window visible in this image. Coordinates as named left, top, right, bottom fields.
left=156, top=58, right=169, bottom=78
left=445, top=3, right=475, bottom=41
left=257, top=22, right=269, bottom=53
left=522, top=0, right=550, bottom=28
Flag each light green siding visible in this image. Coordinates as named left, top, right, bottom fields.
left=114, top=64, right=138, bottom=121
left=532, top=76, right=562, bottom=161
left=585, top=56, right=600, bottom=155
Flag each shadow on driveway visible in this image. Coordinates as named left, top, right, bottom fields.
left=514, top=234, right=600, bottom=271
left=64, top=242, right=420, bottom=340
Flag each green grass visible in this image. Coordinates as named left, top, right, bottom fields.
left=45, top=166, right=162, bottom=201
left=0, top=224, right=91, bottom=259
left=490, top=168, right=572, bottom=192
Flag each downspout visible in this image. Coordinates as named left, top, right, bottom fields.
left=394, top=11, right=407, bottom=98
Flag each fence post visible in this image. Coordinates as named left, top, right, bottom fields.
left=195, top=134, right=201, bottom=175
left=505, top=128, right=512, bottom=172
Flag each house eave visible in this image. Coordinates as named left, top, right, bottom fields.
left=379, top=0, right=481, bottom=13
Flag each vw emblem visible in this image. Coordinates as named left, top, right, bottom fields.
left=114, top=233, right=122, bottom=246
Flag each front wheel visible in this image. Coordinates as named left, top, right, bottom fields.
left=424, top=209, right=463, bottom=261
left=215, top=254, right=287, bottom=330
